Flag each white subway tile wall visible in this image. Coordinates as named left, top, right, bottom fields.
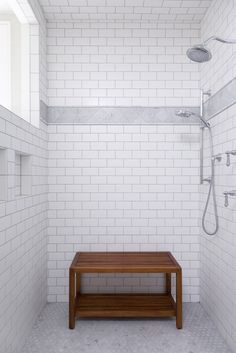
left=0, top=107, right=48, bottom=353
left=47, top=21, right=200, bottom=107
left=47, top=124, right=200, bottom=302
left=0, top=4, right=47, bottom=353
left=200, top=105, right=236, bottom=353
left=201, top=0, right=236, bottom=94
left=200, top=0, right=236, bottom=351
left=40, top=0, right=213, bottom=22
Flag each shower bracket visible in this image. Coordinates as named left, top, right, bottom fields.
left=203, top=90, right=211, bottom=97
left=212, top=154, right=222, bottom=162
left=203, top=177, right=211, bottom=183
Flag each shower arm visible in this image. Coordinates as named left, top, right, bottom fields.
left=203, top=36, right=236, bottom=46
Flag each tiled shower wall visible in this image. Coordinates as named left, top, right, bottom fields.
left=47, top=124, right=200, bottom=302
left=200, top=0, right=236, bottom=351
left=200, top=0, right=236, bottom=94
left=46, top=16, right=203, bottom=303
left=1, top=2, right=236, bottom=353
left=47, top=21, right=200, bottom=107
left=0, top=107, right=48, bottom=353
left=0, top=2, right=48, bottom=353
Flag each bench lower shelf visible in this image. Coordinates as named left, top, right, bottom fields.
left=76, top=293, right=176, bottom=318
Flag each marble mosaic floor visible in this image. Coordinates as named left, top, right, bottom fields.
left=22, top=303, right=232, bottom=353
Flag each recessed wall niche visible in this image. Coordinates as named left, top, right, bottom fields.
left=15, top=153, right=32, bottom=197
left=0, top=148, right=8, bottom=201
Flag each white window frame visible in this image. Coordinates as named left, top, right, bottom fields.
left=0, top=1, right=40, bottom=127
left=0, top=21, right=11, bottom=110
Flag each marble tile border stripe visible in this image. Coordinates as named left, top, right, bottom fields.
left=2, top=78, right=236, bottom=126
left=39, top=77, right=236, bottom=125
left=42, top=106, right=200, bottom=125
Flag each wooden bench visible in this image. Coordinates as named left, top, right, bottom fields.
left=69, top=252, right=182, bottom=329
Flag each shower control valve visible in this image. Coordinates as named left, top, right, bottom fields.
left=223, top=193, right=229, bottom=207
left=223, top=190, right=236, bottom=207
left=225, top=150, right=236, bottom=167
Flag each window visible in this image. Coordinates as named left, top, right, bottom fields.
left=0, top=22, right=11, bottom=110
left=0, top=0, right=39, bottom=127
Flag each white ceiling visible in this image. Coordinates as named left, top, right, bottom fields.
left=0, top=0, right=13, bottom=14
left=38, top=0, right=213, bottom=22
left=0, top=0, right=37, bottom=24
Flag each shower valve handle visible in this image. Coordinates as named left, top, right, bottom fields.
left=226, top=153, right=230, bottom=167
left=224, top=193, right=229, bottom=207
left=223, top=190, right=236, bottom=207
left=225, top=150, right=236, bottom=166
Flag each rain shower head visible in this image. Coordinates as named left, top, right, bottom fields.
left=187, top=36, right=236, bottom=63
left=186, top=44, right=212, bottom=63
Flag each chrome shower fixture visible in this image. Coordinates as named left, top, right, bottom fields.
left=212, top=154, right=222, bottom=162
left=225, top=150, right=236, bottom=166
left=223, top=190, right=236, bottom=207
left=176, top=105, right=219, bottom=236
left=202, top=177, right=211, bottom=183
left=187, top=44, right=212, bottom=63
left=175, top=110, right=193, bottom=118
left=175, top=109, right=210, bottom=128
left=187, top=36, right=236, bottom=63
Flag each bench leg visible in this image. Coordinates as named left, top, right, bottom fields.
left=76, top=273, right=81, bottom=296
left=165, top=273, right=171, bottom=294
left=176, top=269, right=182, bottom=329
left=69, top=269, right=76, bottom=329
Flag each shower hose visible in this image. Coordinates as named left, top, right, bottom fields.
left=202, top=128, right=219, bottom=236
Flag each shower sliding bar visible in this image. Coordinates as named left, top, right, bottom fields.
left=199, top=89, right=211, bottom=185
left=200, top=126, right=204, bottom=184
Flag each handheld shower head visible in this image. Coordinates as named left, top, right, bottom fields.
left=175, top=109, right=210, bottom=128
left=187, top=36, right=236, bottom=63
left=175, top=110, right=194, bottom=118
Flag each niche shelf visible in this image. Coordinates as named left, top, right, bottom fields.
left=0, top=148, right=8, bottom=201
left=15, top=153, right=32, bottom=197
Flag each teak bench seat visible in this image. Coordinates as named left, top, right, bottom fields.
left=69, top=252, right=182, bottom=329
